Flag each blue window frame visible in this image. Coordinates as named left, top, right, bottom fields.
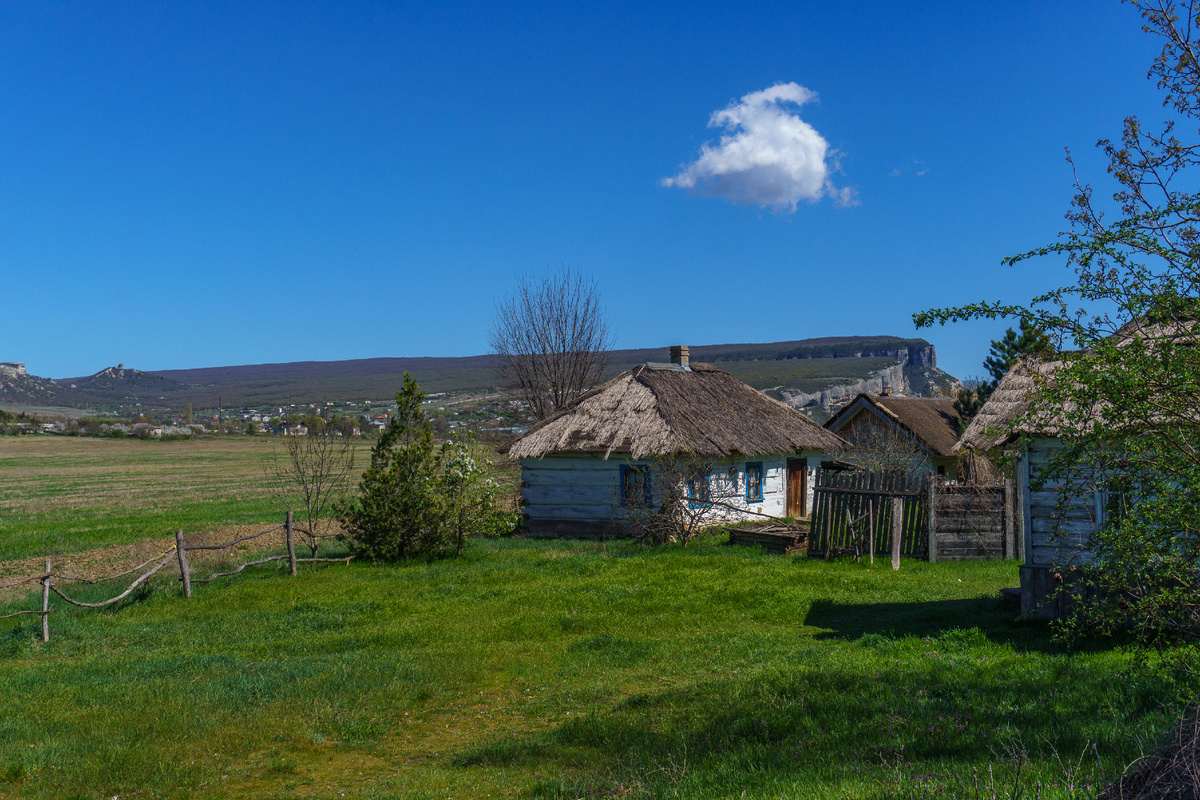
left=620, top=465, right=651, bottom=507
left=687, top=470, right=711, bottom=508
left=745, top=462, right=763, bottom=502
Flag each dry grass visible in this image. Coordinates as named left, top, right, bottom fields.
left=0, top=436, right=279, bottom=513
left=0, top=435, right=373, bottom=559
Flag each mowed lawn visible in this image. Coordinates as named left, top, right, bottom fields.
left=0, top=537, right=1193, bottom=800
left=0, top=436, right=375, bottom=560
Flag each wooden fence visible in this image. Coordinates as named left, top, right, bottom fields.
left=0, top=511, right=353, bottom=642
left=807, top=469, right=1018, bottom=565
left=808, top=470, right=927, bottom=566
left=927, top=478, right=1016, bottom=562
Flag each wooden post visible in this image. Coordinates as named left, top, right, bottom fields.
left=41, top=559, right=50, bottom=643
left=175, top=530, right=192, bottom=598
left=927, top=479, right=939, bottom=563
left=844, top=506, right=855, bottom=561
left=867, top=497, right=874, bottom=565
left=1003, top=478, right=1015, bottom=559
left=891, top=497, right=902, bottom=570
left=285, top=511, right=297, bottom=577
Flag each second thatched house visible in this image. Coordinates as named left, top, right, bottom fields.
left=823, top=392, right=965, bottom=479
left=507, top=346, right=847, bottom=537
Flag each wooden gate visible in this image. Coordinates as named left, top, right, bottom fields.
left=927, top=478, right=1015, bottom=562
left=807, top=469, right=928, bottom=561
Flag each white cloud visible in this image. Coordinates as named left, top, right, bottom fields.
left=661, top=82, right=852, bottom=212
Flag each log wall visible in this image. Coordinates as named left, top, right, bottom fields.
left=1020, top=440, right=1097, bottom=568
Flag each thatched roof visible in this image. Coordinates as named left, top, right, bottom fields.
left=507, top=362, right=846, bottom=459
left=824, top=394, right=963, bottom=457
left=954, top=355, right=1061, bottom=452
left=956, top=317, right=1199, bottom=453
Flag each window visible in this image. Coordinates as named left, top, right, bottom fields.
left=687, top=470, right=711, bottom=508
left=1096, top=485, right=1131, bottom=528
left=745, top=462, right=763, bottom=502
left=620, top=465, right=650, bottom=507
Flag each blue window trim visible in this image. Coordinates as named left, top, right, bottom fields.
left=620, top=464, right=651, bottom=507
left=745, top=462, right=764, bottom=502
left=687, top=471, right=711, bottom=509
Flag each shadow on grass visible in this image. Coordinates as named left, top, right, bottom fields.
left=454, top=652, right=1181, bottom=798
left=453, top=602, right=1174, bottom=797
left=803, top=597, right=1130, bottom=656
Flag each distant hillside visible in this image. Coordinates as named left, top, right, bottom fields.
left=1, top=336, right=957, bottom=412
left=62, top=364, right=188, bottom=403
left=0, top=363, right=63, bottom=405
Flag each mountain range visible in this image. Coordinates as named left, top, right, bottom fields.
left=0, top=336, right=958, bottom=412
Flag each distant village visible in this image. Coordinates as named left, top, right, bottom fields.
left=0, top=389, right=533, bottom=442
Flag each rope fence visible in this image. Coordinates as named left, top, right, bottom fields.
left=0, top=511, right=356, bottom=642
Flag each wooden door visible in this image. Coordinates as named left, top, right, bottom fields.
left=786, top=458, right=808, bottom=518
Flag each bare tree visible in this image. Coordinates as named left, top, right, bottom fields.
left=270, top=428, right=357, bottom=557
left=618, top=454, right=785, bottom=546
left=489, top=267, right=614, bottom=420
left=833, top=417, right=930, bottom=475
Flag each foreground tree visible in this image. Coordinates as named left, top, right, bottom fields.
left=340, top=374, right=509, bottom=560
left=340, top=374, right=446, bottom=559
left=916, top=0, right=1200, bottom=641
left=489, top=267, right=614, bottom=420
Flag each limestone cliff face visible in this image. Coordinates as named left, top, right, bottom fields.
left=777, top=344, right=956, bottom=411
left=780, top=363, right=909, bottom=409
left=848, top=344, right=935, bottom=368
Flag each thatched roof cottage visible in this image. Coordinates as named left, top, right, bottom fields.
left=508, top=346, right=847, bottom=538
left=823, top=393, right=964, bottom=479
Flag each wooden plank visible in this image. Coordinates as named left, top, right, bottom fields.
left=1004, top=478, right=1015, bottom=559
left=891, top=497, right=902, bottom=570
left=928, top=479, right=939, bottom=563
left=524, top=504, right=620, bottom=520
left=813, top=486, right=923, bottom=497
left=523, top=485, right=623, bottom=504
left=521, top=469, right=618, bottom=487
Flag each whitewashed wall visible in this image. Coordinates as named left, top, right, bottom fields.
left=520, top=450, right=823, bottom=536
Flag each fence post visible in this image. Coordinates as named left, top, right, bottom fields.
left=927, top=479, right=939, bottom=563
left=1003, top=478, right=1015, bottom=559
left=891, top=497, right=902, bottom=570
left=41, top=559, right=50, bottom=642
left=175, top=530, right=192, bottom=598
left=867, top=497, right=874, bottom=565
left=285, top=511, right=297, bottom=577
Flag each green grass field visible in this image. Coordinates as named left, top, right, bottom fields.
left=0, top=436, right=1193, bottom=799
left=0, top=436, right=381, bottom=560
left=0, top=537, right=1193, bottom=799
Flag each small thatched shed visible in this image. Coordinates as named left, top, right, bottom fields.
left=823, top=393, right=964, bottom=479
left=955, top=354, right=1100, bottom=618
left=508, top=347, right=846, bottom=537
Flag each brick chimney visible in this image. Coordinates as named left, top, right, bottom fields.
left=669, top=345, right=690, bottom=368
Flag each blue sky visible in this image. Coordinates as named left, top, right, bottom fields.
left=0, top=1, right=1165, bottom=381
